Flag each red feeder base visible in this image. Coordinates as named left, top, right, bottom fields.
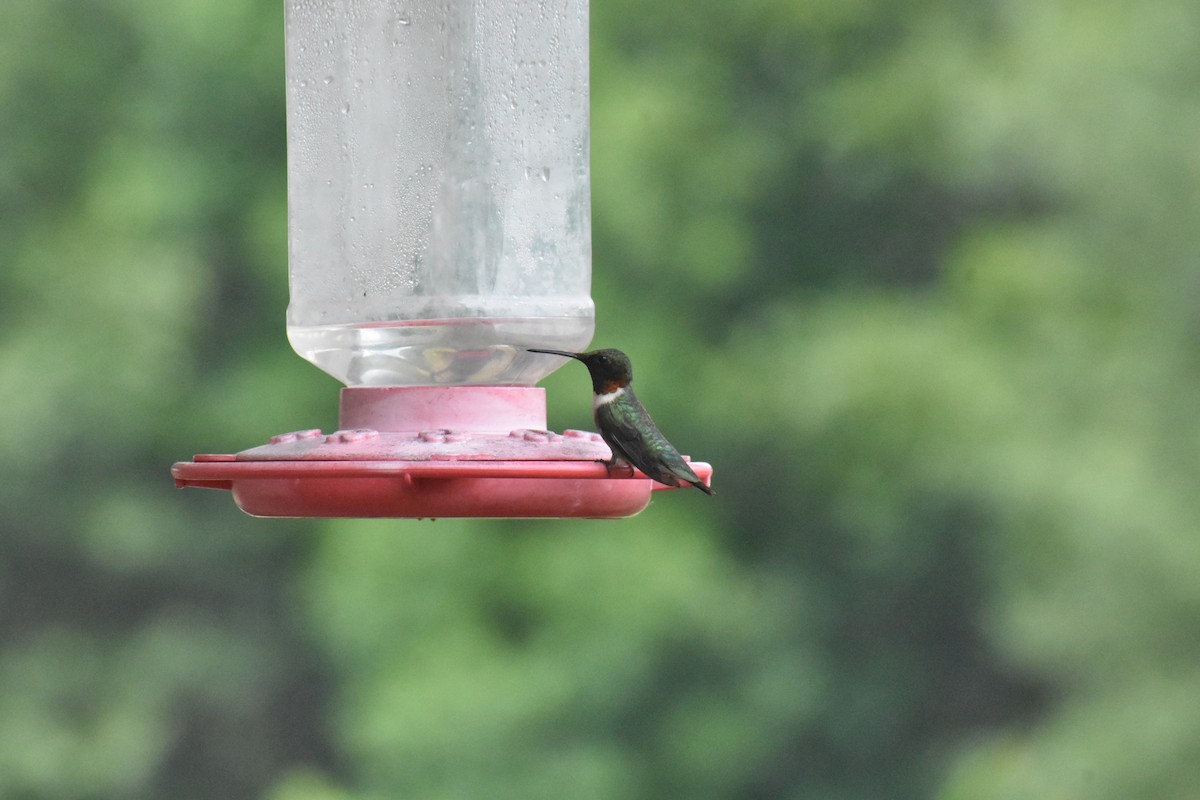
left=171, top=386, right=713, bottom=519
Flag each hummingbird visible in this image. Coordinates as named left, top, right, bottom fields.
left=528, top=347, right=714, bottom=495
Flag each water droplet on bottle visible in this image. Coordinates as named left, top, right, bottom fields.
left=397, top=14, right=411, bottom=25
left=323, top=75, right=334, bottom=84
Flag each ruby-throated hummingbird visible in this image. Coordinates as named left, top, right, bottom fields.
left=528, top=347, right=714, bottom=495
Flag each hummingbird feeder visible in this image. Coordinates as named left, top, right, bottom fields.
left=172, top=0, right=712, bottom=518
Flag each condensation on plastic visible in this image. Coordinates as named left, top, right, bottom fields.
left=284, top=0, right=594, bottom=386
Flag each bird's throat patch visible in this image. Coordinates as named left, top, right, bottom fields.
left=592, top=385, right=626, bottom=409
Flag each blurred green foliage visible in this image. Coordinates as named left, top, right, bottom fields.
left=2, top=0, right=1199, bottom=798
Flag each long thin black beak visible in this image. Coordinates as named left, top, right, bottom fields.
left=527, top=348, right=583, bottom=360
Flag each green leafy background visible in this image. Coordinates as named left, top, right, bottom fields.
left=3, top=0, right=1199, bottom=797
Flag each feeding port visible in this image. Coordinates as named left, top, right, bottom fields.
left=172, top=0, right=712, bottom=518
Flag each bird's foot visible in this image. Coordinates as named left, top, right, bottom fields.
left=601, top=457, right=636, bottom=478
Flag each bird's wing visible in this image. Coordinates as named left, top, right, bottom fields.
left=594, top=398, right=651, bottom=467
left=596, top=392, right=703, bottom=488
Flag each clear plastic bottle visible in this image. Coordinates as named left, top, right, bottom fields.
left=284, top=0, right=593, bottom=386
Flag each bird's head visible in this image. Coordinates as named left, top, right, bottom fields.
left=528, top=347, right=633, bottom=395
